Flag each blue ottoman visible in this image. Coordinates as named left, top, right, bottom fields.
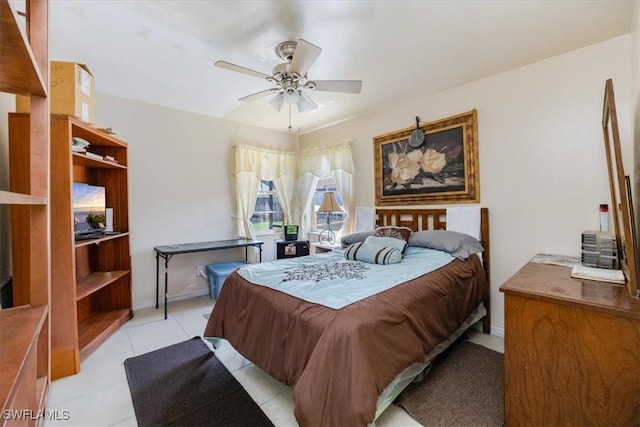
left=206, top=261, right=248, bottom=299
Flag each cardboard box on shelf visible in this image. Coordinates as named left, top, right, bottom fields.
left=16, top=61, right=95, bottom=124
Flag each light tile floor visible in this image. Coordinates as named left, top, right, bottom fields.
left=44, top=296, right=504, bottom=427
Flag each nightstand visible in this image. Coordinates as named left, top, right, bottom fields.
left=276, top=240, right=310, bottom=259
left=312, top=242, right=342, bottom=254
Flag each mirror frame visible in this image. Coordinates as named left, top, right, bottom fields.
left=602, top=79, right=639, bottom=297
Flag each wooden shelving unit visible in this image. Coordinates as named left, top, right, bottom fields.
left=0, top=306, right=49, bottom=422
left=0, top=0, right=46, bottom=96
left=60, top=115, right=132, bottom=378
left=0, top=0, right=51, bottom=423
left=8, top=113, right=133, bottom=380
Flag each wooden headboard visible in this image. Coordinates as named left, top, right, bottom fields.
left=375, top=208, right=491, bottom=333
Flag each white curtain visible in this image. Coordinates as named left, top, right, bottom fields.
left=234, top=145, right=296, bottom=260
left=295, top=142, right=354, bottom=237
left=294, top=173, right=319, bottom=233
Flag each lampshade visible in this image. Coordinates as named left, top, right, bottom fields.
left=297, top=91, right=318, bottom=113
left=269, top=94, right=284, bottom=111
left=269, top=88, right=319, bottom=114
left=318, top=192, right=341, bottom=213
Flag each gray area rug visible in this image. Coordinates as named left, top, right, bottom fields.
left=124, top=336, right=273, bottom=427
left=396, top=339, right=504, bottom=427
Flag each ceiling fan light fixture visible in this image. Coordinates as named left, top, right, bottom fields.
left=283, top=87, right=300, bottom=105
left=297, top=91, right=318, bottom=113
left=269, top=94, right=284, bottom=111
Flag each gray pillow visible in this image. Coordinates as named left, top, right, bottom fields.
left=408, top=230, right=483, bottom=260
left=341, top=230, right=376, bottom=248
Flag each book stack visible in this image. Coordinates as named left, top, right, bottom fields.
left=581, top=230, right=618, bottom=269
left=571, top=264, right=625, bottom=284
left=85, top=152, right=103, bottom=161
left=71, top=136, right=89, bottom=154
left=103, top=154, right=118, bottom=164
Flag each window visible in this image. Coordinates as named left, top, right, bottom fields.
left=313, top=177, right=347, bottom=232
left=251, top=180, right=283, bottom=233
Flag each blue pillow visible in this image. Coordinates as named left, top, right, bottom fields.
left=344, top=242, right=403, bottom=265
left=364, top=235, right=407, bottom=254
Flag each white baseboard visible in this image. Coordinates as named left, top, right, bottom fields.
left=133, top=288, right=210, bottom=311
left=491, top=325, right=505, bottom=338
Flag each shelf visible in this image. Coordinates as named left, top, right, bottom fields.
left=0, top=0, right=46, bottom=96
left=0, top=305, right=48, bottom=414
left=0, top=190, right=47, bottom=205
left=78, top=309, right=131, bottom=359
left=76, top=270, right=129, bottom=301
left=65, top=116, right=127, bottom=148
left=74, top=232, right=129, bottom=248
left=72, top=152, right=127, bottom=169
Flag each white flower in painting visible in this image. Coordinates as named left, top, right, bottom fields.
left=421, top=149, right=446, bottom=174
left=388, top=150, right=422, bottom=185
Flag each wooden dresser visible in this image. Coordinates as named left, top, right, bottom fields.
left=500, top=260, right=640, bottom=426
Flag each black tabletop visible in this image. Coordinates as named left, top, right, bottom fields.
left=154, top=238, right=264, bottom=255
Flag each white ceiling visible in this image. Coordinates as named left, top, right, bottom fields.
left=48, top=1, right=634, bottom=134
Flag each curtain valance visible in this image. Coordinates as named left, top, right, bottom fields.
left=234, top=144, right=296, bottom=180
left=298, top=142, right=353, bottom=177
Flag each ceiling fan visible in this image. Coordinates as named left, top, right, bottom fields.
left=215, top=39, right=363, bottom=113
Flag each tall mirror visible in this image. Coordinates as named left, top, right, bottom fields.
left=602, top=78, right=639, bottom=298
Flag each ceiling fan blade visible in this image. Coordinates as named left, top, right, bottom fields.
left=313, top=80, right=363, bottom=94
left=215, top=60, right=271, bottom=80
left=239, top=89, right=279, bottom=102
left=297, top=91, right=318, bottom=113
left=289, top=39, right=322, bottom=76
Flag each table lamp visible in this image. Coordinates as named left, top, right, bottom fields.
left=317, top=192, right=341, bottom=245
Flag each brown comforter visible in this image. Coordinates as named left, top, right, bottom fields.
left=203, top=254, right=488, bottom=426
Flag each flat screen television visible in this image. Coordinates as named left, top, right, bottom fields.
left=73, top=182, right=106, bottom=234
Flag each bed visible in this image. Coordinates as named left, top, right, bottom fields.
left=203, top=208, right=490, bottom=426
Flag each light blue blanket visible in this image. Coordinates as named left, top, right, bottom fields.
left=237, top=246, right=454, bottom=309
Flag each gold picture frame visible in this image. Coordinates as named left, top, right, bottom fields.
left=602, top=79, right=639, bottom=297
left=374, top=110, right=479, bottom=206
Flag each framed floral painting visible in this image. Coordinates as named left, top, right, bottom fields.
left=374, top=110, right=480, bottom=206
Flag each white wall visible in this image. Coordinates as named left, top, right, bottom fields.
left=299, top=35, right=633, bottom=334
left=0, top=35, right=633, bottom=329
left=95, top=94, right=295, bottom=308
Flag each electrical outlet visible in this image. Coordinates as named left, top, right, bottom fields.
left=196, top=264, right=206, bottom=278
